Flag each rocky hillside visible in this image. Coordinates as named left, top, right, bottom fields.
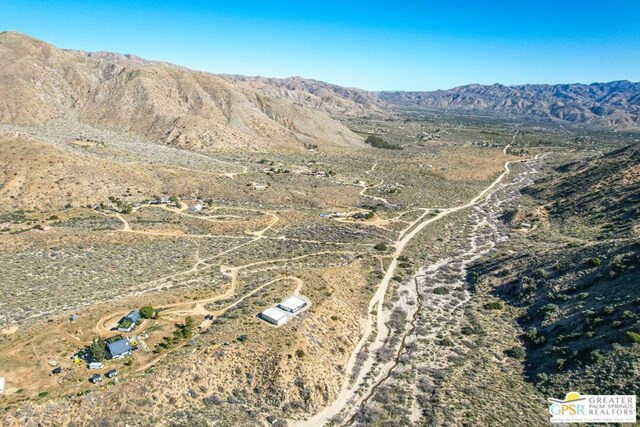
left=380, top=81, right=640, bottom=128
left=471, top=144, right=640, bottom=399
left=0, top=31, right=362, bottom=152
left=223, top=75, right=382, bottom=115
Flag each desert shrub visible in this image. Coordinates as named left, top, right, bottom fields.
left=542, top=303, right=559, bottom=318
left=505, top=346, right=526, bottom=359
left=483, top=301, right=504, bottom=310
left=374, top=243, right=387, bottom=251
left=626, top=331, right=640, bottom=343
left=433, top=287, right=449, bottom=295
left=440, top=337, right=454, bottom=347
left=535, top=268, right=549, bottom=279
left=590, top=350, right=604, bottom=364
left=295, top=349, right=305, bottom=358
left=525, top=328, right=546, bottom=346
left=589, top=257, right=602, bottom=267
left=602, top=305, right=615, bottom=315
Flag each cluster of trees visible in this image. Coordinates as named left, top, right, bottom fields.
left=156, top=316, right=196, bottom=352
left=140, top=305, right=158, bottom=319
left=89, top=337, right=106, bottom=362
left=365, top=135, right=402, bottom=150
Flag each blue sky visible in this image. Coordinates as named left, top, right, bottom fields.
left=2, top=0, right=639, bottom=90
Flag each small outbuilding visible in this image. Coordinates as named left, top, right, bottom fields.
left=106, top=338, right=132, bottom=360
left=118, top=310, right=141, bottom=332
left=260, top=307, right=289, bottom=326
left=278, top=296, right=307, bottom=314
left=189, top=204, right=203, bottom=212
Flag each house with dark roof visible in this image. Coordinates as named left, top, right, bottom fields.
left=106, top=338, right=132, bottom=360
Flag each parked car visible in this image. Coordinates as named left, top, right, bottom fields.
left=51, top=367, right=63, bottom=375
left=105, top=369, right=117, bottom=379
left=89, top=374, right=101, bottom=384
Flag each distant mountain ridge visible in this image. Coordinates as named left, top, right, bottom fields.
left=1, top=30, right=639, bottom=143
left=379, top=81, right=640, bottom=128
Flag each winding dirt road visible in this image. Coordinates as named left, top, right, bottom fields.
left=295, top=134, right=530, bottom=426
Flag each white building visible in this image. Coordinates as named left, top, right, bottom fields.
left=278, top=296, right=307, bottom=313
left=189, top=204, right=203, bottom=212
left=260, top=307, right=289, bottom=326
left=253, top=183, right=266, bottom=191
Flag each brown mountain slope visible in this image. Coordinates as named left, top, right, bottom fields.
left=0, top=31, right=362, bottom=151
left=380, top=81, right=640, bottom=128
left=224, top=75, right=383, bottom=115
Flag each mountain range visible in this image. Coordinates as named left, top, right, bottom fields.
left=380, top=81, right=640, bottom=128
left=1, top=31, right=639, bottom=154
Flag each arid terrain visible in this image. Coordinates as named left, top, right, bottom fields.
left=0, top=32, right=639, bottom=427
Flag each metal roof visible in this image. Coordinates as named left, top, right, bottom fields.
left=261, top=307, right=288, bottom=322
left=125, top=310, right=141, bottom=323
left=106, top=338, right=131, bottom=358
left=279, top=296, right=307, bottom=312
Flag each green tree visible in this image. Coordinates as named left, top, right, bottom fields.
left=89, top=337, right=106, bottom=362
left=181, top=316, right=195, bottom=339
left=140, top=305, right=156, bottom=319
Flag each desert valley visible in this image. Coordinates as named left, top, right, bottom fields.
left=0, top=30, right=638, bottom=426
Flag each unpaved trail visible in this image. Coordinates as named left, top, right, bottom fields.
left=358, top=179, right=393, bottom=206
left=295, top=134, right=535, bottom=426
left=345, top=153, right=543, bottom=426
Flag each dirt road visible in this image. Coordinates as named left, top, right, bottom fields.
left=295, top=135, right=530, bottom=426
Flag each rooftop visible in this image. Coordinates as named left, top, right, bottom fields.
left=279, top=296, right=307, bottom=312
left=261, top=307, right=288, bottom=322
left=125, top=310, right=141, bottom=323
left=106, top=338, right=131, bottom=358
